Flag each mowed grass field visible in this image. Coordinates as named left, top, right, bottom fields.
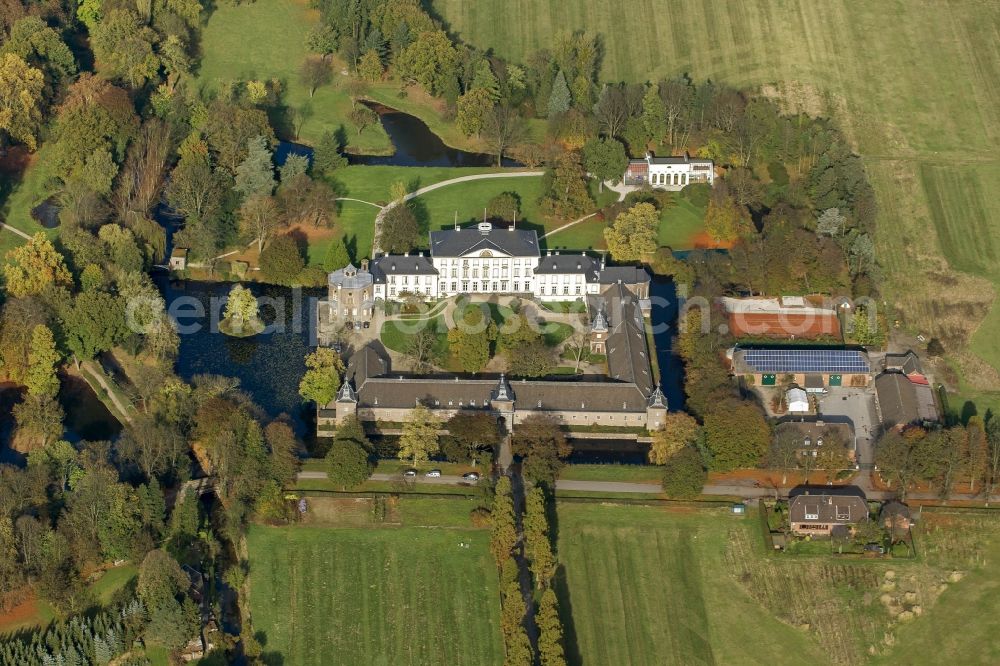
left=555, top=503, right=823, bottom=665
left=247, top=524, right=503, bottom=666
left=432, top=0, right=1000, bottom=397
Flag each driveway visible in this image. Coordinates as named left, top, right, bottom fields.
left=815, top=387, right=880, bottom=467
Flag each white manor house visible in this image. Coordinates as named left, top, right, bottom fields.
left=322, top=223, right=650, bottom=321
left=624, top=153, right=714, bottom=190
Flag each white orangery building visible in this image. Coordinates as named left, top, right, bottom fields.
left=624, top=153, right=714, bottom=190
left=321, top=223, right=650, bottom=322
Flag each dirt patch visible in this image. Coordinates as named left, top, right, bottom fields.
left=0, top=590, right=41, bottom=632
left=687, top=230, right=735, bottom=250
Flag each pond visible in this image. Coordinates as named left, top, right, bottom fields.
left=275, top=102, right=519, bottom=169
left=566, top=438, right=651, bottom=465
left=156, top=278, right=324, bottom=438
left=649, top=277, right=685, bottom=411
left=0, top=377, right=122, bottom=465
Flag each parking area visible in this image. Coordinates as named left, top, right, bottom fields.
left=815, top=386, right=880, bottom=467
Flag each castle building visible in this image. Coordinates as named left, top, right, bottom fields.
left=320, top=224, right=650, bottom=321
left=320, top=283, right=668, bottom=433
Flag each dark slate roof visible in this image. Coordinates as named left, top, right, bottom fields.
left=359, top=377, right=496, bottom=409
left=593, top=284, right=655, bottom=397
left=346, top=345, right=390, bottom=387
left=328, top=263, right=374, bottom=289
left=884, top=351, right=923, bottom=375
left=511, top=380, right=650, bottom=412
left=789, top=493, right=869, bottom=525
left=598, top=266, right=651, bottom=285
left=370, top=255, right=438, bottom=282
left=875, top=373, right=922, bottom=428
left=534, top=254, right=600, bottom=277
left=429, top=227, right=541, bottom=258
left=629, top=156, right=713, bottom=166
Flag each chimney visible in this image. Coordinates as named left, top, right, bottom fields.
left=511, top=211, right=516, bottom=230
left=405, top=251, right=409, bottom=257
left=601, top=254, right=606, bottom=269
left=361, top=259, right=369, bottom=272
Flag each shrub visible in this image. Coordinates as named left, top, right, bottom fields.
left=661, top=446, right=707, bottom=498
left=679, top=182, right=711, bottom=208
left=260, top=235, right=305, bottom=285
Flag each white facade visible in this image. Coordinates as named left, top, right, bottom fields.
left=624, top=154, right=714, bottom=191
left=366, top=224, right=632, bottom=303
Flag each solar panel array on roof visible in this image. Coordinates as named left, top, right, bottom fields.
left=742, top=349, right=869, bottom=374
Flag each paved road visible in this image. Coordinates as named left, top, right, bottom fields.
left=0, top=221, right=32, bottom=241
left=402, top=171, right=545, bottom=201
left=299, top=468, right=1000, bottom=503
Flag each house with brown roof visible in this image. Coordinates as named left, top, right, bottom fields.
left=788, top=488, right=869, bottom=536
left=874, top=372, right=938, bottom=430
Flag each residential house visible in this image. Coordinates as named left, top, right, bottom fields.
left=788, top=488, right=869, bottom=536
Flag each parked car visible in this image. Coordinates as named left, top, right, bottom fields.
left=425, top=469, right=441, bottom=478
left=403, top=468, right=417, bottom=478
left=462, top=472, right=480, bottom=482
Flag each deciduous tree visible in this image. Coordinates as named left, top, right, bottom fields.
left=259, top=234, right=305, bottom=285
left=300, top=57, right=331, bottom=97
left=25, top=324, right=60, bottom=399
left=702, top=398, right=770, bottom=472
left=298, top=347, right=344, bottom=406
left=239, top=194, right=282, bottom=253
left=90, top=10, right=160, bottom=89
left=603, top=202, right=659, bottom=262
left=0, top=52, right=44, bottom=150
left=398, top=403, right=441, bottom=466
left=512, top=414, right=571, bottom=485
left=325, top=417, right=373, bottom=489
left=661, top=446, right=706, bottom=498
left=378, top=202, right=421, bottom=254
left=582, top=137, right=626, bottom=191
left=648, top=412, right=700, bottom=465
left=3, top=233, right=72, bottom=298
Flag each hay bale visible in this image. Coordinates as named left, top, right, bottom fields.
left=949, top=571, right=964, bottom=582
left=912, top=605, right=923, bottom=616
left=880, top=581, right=897, bottom=592
left=898, top=610, right=915, bottom=622
left=880, top=593, right=894, bottom=606
left=884, top=570, right=896, bottom=580
left=904, top=591, right=918, bottom=603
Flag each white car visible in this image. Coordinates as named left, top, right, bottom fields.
left=425, top=469, right=442, bottom=478
left=462, top=472, right=480, bottom=482
left=403, top=468, right=417, bottom=478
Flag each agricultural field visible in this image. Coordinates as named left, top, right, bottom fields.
left=432, top=0, right=1000, bottom=403
left=556, top=503, right=1000, bottom=665
left=246, top=500, right=503, bottom=666
left=556, top=503, right=823, bottom=665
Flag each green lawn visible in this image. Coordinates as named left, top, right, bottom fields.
left=558, top=464, right=661, bottom=484
left=0, top=146, right=60, bottom=260
left=432, top=0, right=1000, bottom=389
left=198, top=0, right=390, bottom=152
left=658, top=197, right=708, bottom=249
left=199, top=0, right=545, bottom=152
left=556, top=503, right=824, bottom=665
left=246, top=523, right=503, bottom=666
left=411, top=175, right=546, bottom=234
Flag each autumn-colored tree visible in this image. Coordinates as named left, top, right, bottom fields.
left=490, top=476, right=517, bottom=566
left=298, top=347, right=344, bottom=406
left=702, top=398, right=771, bottom=472
left=221, top=284, right=261, bottom=335
left=398, top=403, right=441, bottom=466
left=661, top=446, right=707, bottom=498
left=523, top=487, right=555, bottom=587
left=3, top=233, right=72, bottom=298
left=239, top=194, right=283, bottom=253
left=0, top=52, right=44, bottom=149
left=536, top=588, right=567, bottom=666
left=704, top=192, right=753, bottom=243
left=603, top=202, right=659, bottom=262
left=25, top=324, right=60, bottom=399
left=540, top=151, right=593, bottom=219
left=90, top=10, right=160, bottom=88
left=456, top=87, right=493, bottom=136
left=358, top=50, right=384, bottom=82
left=648, top=412, right=700, bottom=464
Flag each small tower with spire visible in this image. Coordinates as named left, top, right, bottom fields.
left=491, top=373, right=515, bottom=426
left=646, top=386, right=668, bottom=430
left=335, top=378, right=357, bottom=424
left=589, top=309, right=609, bottom=354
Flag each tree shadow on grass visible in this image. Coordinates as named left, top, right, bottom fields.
left=547, top=499, right=582, bottom=665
